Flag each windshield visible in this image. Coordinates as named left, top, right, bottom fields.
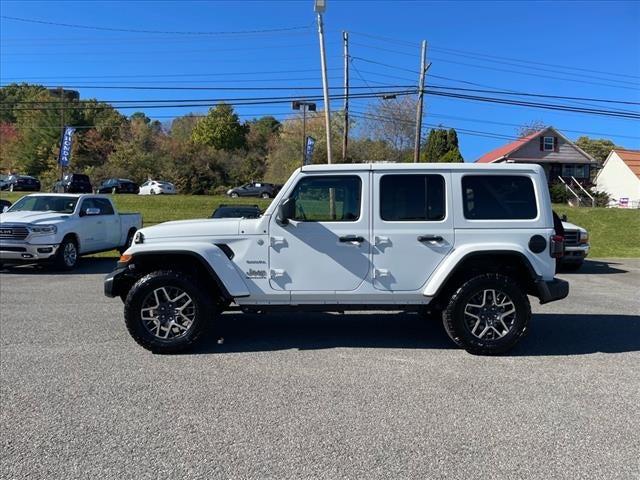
left=7, top=196, right=78, bottom=214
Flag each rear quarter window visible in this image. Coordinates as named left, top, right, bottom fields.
left=462, top=175, right=537, bottom=220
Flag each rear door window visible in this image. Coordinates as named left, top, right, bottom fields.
left=380, top=174, right=445, bottom=221
left=462, top=175, right=537, bottom=220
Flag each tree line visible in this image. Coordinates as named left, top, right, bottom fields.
left=0, top=84, right=618, bottom=193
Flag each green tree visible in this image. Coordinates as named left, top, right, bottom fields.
left=422, top=127, right=464, bottom=162
left=575, top=136, right=619, bottom=164
left=191, top=103, right=247, bottom=150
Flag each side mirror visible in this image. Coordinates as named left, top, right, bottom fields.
left=2, top=206, right=8, bottom=213
left=277, top=197, right=295, bottom=225
left=82, top=207, right=101, bottom=216
left=561, top=214, right=568, bottom=222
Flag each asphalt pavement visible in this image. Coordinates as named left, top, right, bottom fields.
left=1, top=258, right=639, bottom=479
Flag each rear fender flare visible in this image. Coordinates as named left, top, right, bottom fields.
left=423, top=244, right=540, bottom=297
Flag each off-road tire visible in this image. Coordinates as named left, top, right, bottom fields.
left=124, top=270, right=217, bottom=354
left=118, top=229, right=136, bottom=255
left=52, top=236, right=79, bottom=271
left=442, top=273, right=530, bottom=355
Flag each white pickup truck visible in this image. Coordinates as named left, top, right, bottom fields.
left=106, top=163, right=569, bottom=356
left=0, top=194, right=141, bottom=270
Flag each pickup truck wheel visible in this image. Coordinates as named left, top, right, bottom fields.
left=53, top=237, right=79, bottom=270
left=261, top=192, right=270, bottom=199
left=124, top=271, right=216, bottom=354
left=230, top=192, right=239, bottom=198
left=442, top=273, right=530, bottom=355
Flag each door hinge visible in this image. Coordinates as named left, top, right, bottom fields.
left=270, top=236, right=287, bottom=248
left=270, top=269, right=286, bottom=279
left=374, top=268, right=390, bottom=278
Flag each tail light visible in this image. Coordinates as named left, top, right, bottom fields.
left=550, top=234, right=564, bottom=258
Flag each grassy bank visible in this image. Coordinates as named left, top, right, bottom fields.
left=2, top=191, right=638, bottom=258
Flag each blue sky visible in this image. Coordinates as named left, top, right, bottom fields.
left=1, top=0, right=639, bottom=161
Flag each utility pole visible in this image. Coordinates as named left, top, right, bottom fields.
left=413, top=40, right=427, bottom=163
left=59, top=86, right=64, bottom=180
left=315, top=0, right=332, bottom=164
left=342, top=30, right=349, bottom=162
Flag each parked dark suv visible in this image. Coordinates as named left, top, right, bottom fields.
left=53, top=173, right=93, bottom=193
left=97, top=178, right=139, bottom=194
left=211, top=204, right=262, bottom=219
left=226, top=182, right=280, bottom=199
left=1, top=175, right=41, bottom=192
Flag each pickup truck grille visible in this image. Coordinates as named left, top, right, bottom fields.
left=0, top=225, right=29, bottom=240
left=564, top=230, right=579, bottom=247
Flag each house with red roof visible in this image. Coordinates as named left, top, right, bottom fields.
left=476, top=126, right=598, bottom=184
left=594, top=149, right=640, bottom=208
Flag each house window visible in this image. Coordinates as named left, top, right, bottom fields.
left=543, top=136, right=555, bottom=151
left=563, top=164, right=588, bottom=179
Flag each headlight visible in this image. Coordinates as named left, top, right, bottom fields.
left=29, top=224, right=57, bottom=235
left=579, top=231, right=589, bottom=243
left=133, top=231, right=144, bottom=244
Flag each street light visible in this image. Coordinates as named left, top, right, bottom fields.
left=292, top=101, right=317, bottom=165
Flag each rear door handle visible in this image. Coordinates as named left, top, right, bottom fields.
left=418, top=235, right=443, bottom=242
left=339, top=235, right=365, bottom=243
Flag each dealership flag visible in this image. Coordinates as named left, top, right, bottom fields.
left=304, top=136, right=316, bottom=165
left=58, top=126, right=76, bottom=167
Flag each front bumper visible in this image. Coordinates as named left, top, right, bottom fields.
left=534, top=277, right=570, bottom=304
left=562, top=244, right=589, bottom=262
left=0, top=241, right=59, bottom=263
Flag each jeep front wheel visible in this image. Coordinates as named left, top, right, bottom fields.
left=124, top=270, right=216, bottom=353
left=442, top=273, right=530, bottom=355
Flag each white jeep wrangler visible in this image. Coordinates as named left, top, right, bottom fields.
left=105, top=163, right=569, bottom=355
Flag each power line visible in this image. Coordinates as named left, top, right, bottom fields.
left=1, top=90, right=418, bottom=111
left=429, top=45, right=640, bottom=81
left=0, top=15, right=314, bottom=36
left=0, top=68, right=342, bottom=81
left=2, top=85, right=414, bottom=98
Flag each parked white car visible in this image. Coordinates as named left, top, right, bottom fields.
left=139, top=180, right=176, bottom=195
left=106, top=163, right=569, bottom=355
left=0, top=194, right=142, bottom=270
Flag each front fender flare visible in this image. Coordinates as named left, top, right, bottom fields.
left=125, top=242, right=250, bottom=299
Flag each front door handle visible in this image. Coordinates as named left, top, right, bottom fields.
left=418, top=235, right=443, bottom=242
left=339, top=235, right=365, bottom=243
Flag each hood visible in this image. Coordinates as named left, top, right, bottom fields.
left=0, top=210, right=71, bottom=225
left=139, top=218, right=242, bottom=240
left=562, top=221, right=586, bottom=232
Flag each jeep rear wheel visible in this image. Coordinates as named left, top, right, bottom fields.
left=124, top=270, right=216, bottom=354
left=442, top=273, right=530, bottom=355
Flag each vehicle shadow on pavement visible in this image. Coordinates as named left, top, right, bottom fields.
left=513, top=313, right=640, bottom=356
left=191, top=311, right=640, bottom=356
left=559, top=259, right=628, bottom=275
left=193, top=311, right=453, bottom=353
left=0, top=258, right=117, bottom=275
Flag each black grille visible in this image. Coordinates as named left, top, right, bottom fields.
left=0, top=225, right=29, bottom=240
left=0, top=246, right=26, bottom=252
left=564, top=230, right=579, bottom=247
